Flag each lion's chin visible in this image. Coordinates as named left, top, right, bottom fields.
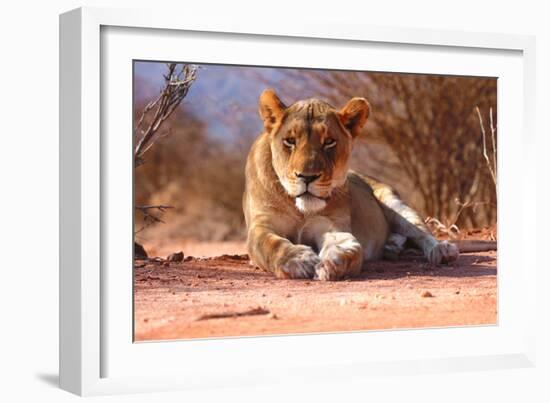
left=295, top=194, right=327, bottom=214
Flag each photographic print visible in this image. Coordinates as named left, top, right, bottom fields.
left=133, top=61, right=497, bottom=341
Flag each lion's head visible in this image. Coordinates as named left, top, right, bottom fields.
left=258, top=89, right=370, bottom=214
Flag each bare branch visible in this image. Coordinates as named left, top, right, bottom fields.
left=476, top=106, right=497, bottom=191
left=135, top=205, right=174, bottom=233
left=134, top=63, right=198, bottom=166
left=489, top=107, right=497, bottom=184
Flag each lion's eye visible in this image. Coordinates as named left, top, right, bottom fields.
left=324, top=138, right=337, bottom=149
left=283, top=138, right=296, bottom=148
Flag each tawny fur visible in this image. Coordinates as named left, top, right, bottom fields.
left=243, top=89, right=458, bottom=281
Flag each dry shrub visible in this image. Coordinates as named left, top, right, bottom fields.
left=134, top=98, right=247, bottom=242
left=279, top=70, right=497, bottom=228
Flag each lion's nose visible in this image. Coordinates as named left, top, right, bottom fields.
left=295, top=172, right=321, bottom=184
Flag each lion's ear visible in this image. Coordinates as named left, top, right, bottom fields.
left=338, top=97, right=370, bottom=137
left=259, top=89, right=287, bottom=132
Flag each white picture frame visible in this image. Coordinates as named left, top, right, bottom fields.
left=59, top=6, right=537, bottom=396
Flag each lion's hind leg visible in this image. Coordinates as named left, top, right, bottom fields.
left=374, top=183, right=459, bottom=265
left=383, top=233, right=407, bottom=260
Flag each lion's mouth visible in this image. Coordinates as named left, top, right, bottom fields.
left=296, top=191, right=329, bottom=201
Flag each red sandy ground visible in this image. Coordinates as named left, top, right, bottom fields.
left=134, top=232, right=497, bottom=341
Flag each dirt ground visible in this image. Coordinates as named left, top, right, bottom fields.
left=134, top=230, right=497, bottom=341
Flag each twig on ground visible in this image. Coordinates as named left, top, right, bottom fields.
left=426, top=199, right=494, bottom=239
left=454, top=240, right=497, bottom=253
left=425, top=216, right=460, bottom=239
left=196, top=307, right=270, bottom=321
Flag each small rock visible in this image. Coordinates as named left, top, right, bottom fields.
left=162, top=261, right=170, bottom=267
left=269, top=313, right=278, bottom=320
left=421, top=291, right=434, bottom=298
left=134, top=242, right=148, bottom=259
left=455, top=290, right=460, bottom=295
left=286, top=294, right=292, bottom=298
left=167, top=251, right=184, bottom=262
left=339, top=298, right=347, bottom=306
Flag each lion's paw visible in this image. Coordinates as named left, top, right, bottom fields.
left=315, top=255, right=355, bottom=281
left=427, top=240, right=459, bottom=265
left=314, top=233, right=363, bottom=281
left=277, top=245, right=320, bottom=279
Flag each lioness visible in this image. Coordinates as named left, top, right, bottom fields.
left=243, top=89, right=459, bottom=281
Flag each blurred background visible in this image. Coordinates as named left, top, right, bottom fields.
left=134, top=61, right=497, bottom=257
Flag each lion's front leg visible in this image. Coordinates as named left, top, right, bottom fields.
left=276, top=244, right=321, bottom=279
left=247, top=224, right=320, bottom=279
left=314, top=232, right=363, bottom=281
